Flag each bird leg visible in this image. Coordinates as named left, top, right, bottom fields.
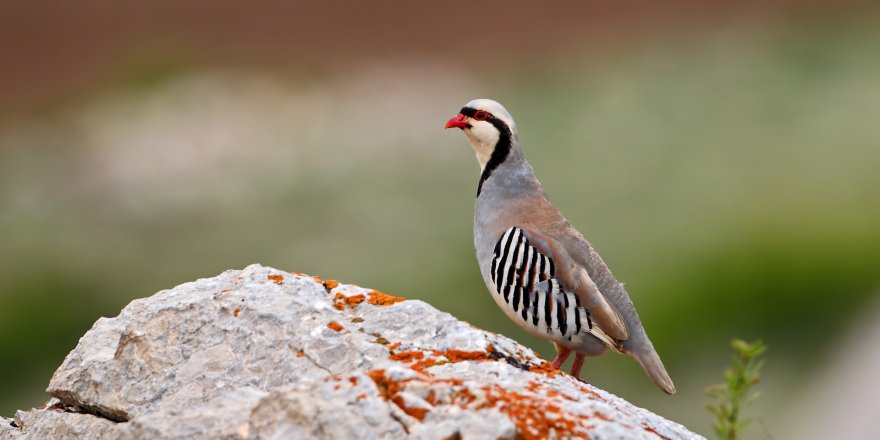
left=570, top=353, right=589, bottom=383
left=551, top=344, right=573, bottom=370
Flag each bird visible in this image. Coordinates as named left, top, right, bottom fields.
left=444, top=98, right=675, bottom=394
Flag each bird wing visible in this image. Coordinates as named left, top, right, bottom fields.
left=491, top=226, right=629, bottom=344
left=519, top=227, right=629, bottom=341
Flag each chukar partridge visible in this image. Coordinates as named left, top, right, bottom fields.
left=445, top=98, right=675, bottom=394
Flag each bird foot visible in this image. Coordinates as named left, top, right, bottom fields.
left=569, top=353, right=586, bottom=379
left=571, top=374, right=590, bottom=385
left=551, top=346, right=573, bottom=371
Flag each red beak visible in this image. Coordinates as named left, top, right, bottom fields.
left=445, top=114, right=470, bottom=129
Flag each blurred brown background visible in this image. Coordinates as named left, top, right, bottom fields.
left=2, top=1, right=879, bottom=438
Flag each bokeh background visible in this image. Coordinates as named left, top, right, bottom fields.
left=2, top=1, right=879, bottom=438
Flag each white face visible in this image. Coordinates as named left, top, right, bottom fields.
left=454, top=99, right=517, bottom=171
left=464, top=119, right=500, bottom=170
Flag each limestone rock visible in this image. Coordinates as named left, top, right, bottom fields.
left=2, top=264, right=702, bottom=439
left=1, top=400, right=120, bottom=440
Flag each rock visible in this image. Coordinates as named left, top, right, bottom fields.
left=2, top=264, right=702, bottom=440
left=1, top=400, right=120, bottom=439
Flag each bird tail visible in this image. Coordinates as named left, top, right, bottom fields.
left=629, top=343, right=676, bottom=395
left=595, top=325, right=676, bottom=395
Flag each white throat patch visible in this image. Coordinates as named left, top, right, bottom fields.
left=464, top=121, right=500, bottom=170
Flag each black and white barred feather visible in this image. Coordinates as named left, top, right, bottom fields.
left=490, top=227, right=592, bottom=341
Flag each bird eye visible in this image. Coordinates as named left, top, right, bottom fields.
left=473, top=110, right=489, bottom=121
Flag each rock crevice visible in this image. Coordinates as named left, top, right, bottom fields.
left=2, top=264, right=702, bottom=439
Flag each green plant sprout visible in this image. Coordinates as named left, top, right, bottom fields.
left=706, top=339, right=767, bottom=440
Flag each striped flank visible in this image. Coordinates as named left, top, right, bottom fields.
left=490, top=227, right=592, bottom=341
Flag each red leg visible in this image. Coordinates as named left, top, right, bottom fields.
left=551, top=345, right=573, bottom=371
left=570, top=353, right=588, bottom=383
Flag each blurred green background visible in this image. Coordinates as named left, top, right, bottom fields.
left=1, top=1, right=879, bottom=438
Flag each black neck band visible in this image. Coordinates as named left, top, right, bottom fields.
left=459, top=107, right=513, bottom=197
left=477, top=118, right=512, bottom=196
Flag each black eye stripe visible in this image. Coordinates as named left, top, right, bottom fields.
left=460, top=107, right=493, bottom=121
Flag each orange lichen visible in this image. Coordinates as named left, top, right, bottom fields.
left=295, top=350, right=305, bottom=358
left=447, top=385, right=477, bottom=407
left=575, top=384, right=602, bottom=399
left=385, top=344, right=564, bottom=388
left=469, top=385, right=582, bottom=440
left=367, top=370, right=404, bottom=401
left=267, top=274, right=284, bottom=284
left=526, top=380, right=577, bottom=402
left=365, top=368, right=587, bottom=439
left=367, top=290, right=406, bottom=306
left=526, top=381, right=541, bottom=393
left=389, top=350, right=425, bottom=363
left=333, top=292, right=367, bottom=310
left=424, top=390, right=437, bottom=406
left=444, top=349, right=492, bottom=363
left=528, top=360, right=559, bottom=376
left=349, top=376, right=359, bottom=385
left=306, top=275, right=340, bottom=292
left=367, top=369, right=433, bottom=422
left=327, top=321, right=344, bottom=332
left=233, top=307, right=241, bottom=317
left=392, top=395, right=429, bottom=421
left=388, top=346, right=496, bottom=372
left=410, top=358, right=442, bottom=371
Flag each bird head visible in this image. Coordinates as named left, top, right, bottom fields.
left=445, top=99, right=517, bottom=171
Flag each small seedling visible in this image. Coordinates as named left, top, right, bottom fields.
left=706, top=339, right=767, bottom=440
